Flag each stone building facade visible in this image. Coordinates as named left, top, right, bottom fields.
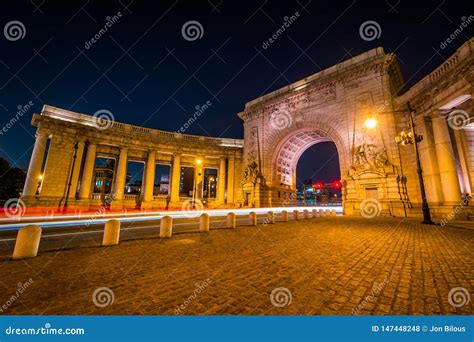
left=239, top=38, right=473, bottom=219
left=21, top=106, right=243, bottom=211
left=21, top=38, right=474, bottom=218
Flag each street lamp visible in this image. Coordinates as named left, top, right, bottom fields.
left=364, top=117, right=378, bottom=129
left=395, top=102, right=434, bottom=225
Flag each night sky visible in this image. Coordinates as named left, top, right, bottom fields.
left=0, top=0, right=472, bottom=185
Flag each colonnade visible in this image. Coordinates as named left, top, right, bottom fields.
left=22, top=137, right=237, bottom=209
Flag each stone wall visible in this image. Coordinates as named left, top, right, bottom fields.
left=239, top=37, right=474, bottom=219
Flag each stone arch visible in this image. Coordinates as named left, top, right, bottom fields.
left=269, top=124, right=349, bottom=190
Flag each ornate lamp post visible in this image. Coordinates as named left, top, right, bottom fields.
left=395, top=102, right=434, bottom=225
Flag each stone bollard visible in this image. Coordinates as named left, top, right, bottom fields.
left=312, top=209, right=318, bottom=218
left=303, top=209, right=309, bottom=219
left=293, top=210, right=299, bottom=220
left=227, top=212, right=236, bottom=228
left=319, top=209, right=324, bottom=217
left=249, top=211, right=257, bottom=226
left=331, top=209, right=337, bottom=217
left=160, top=216, right=173, bottom=238
left=102, top=219, right=120, bottom=246
left=267, top=211, right=275, bottom=224
left=199, top=213, right=210, bottom=232
left=325, top=209, right=331, bottom=217
left=281, top=210, right=289, bottom=222
left=12, top=225, right=42, bottom=260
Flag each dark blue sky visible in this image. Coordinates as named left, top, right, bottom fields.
left=0, top=0, right=472, bottom=183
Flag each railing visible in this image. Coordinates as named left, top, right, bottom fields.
left=429, top=54, right=459, bottom=82
left=41, top=105, right=244, bottom=148
left=90, top=193, right=102, bottom=200
left=124, top=194, right=139, bottom=200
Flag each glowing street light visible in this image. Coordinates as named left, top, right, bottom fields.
left=364, top=117, right=378, bottom=129
left=314, top=182, right=323, bottom=190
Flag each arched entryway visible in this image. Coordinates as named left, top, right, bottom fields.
left=296, top=142, right=341, bottom=206
left=269, top=128, right=348, bottom=207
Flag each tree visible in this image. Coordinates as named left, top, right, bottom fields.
left=0, top=158, right=26, bottom=202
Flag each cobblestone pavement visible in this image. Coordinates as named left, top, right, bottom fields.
left=0, top=217, right=472, bottom=315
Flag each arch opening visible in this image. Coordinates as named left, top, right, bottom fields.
left=296, top=142, right=341, bottom=206
left=271, top=129, right=345, bottom=207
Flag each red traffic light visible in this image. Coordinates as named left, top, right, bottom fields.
left=314, top=182, right=323, bottom=189
left=333, top=180, right=341, bottom=189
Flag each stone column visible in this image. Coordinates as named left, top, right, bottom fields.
left=452, top=129, right=471, bottom=194
left=217, top=157, right=226, bottom=205
left=418, top=117, right=444, bottom=204
left=195, top=158, right=204, bottom=201
left=227, top=156, right=235, bottom=204
left=142, top=150, right=156, bottom=205
left=113, top=147, right=128, bottom=200
left=22, top=131, right=48, bottom=197
left=78, top=143, right=97, bottom=200
left=432, top=115, right=461, bottom=203
left=170, top=154, right=181, bottom=203
left=68, top=140, right=85, bottom=199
